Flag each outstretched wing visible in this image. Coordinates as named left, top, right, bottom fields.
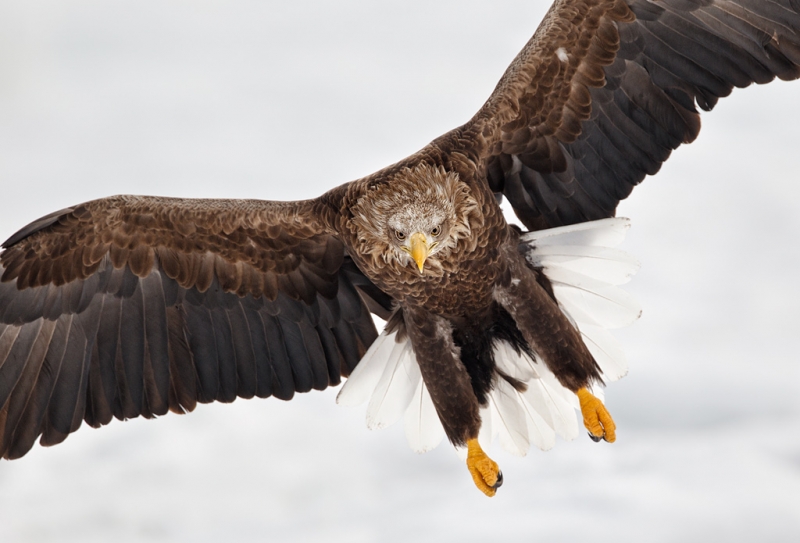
left=451, top=0, right=800, bottom=230
left=0, top=195, right=385, bottom=459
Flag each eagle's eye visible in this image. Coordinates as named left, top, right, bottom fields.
left=395, top=230, right=406, bottom=241
left=431, top=225, right=441, bottom=237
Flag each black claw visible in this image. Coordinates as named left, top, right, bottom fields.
left=588, top=432, right=602, bottom=442
left=492, top=470, right=503, bottom=489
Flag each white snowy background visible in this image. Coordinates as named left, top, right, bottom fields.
left=0, top=1, right=799, bottom=541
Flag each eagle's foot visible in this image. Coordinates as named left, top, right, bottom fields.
left=466, top=438, right=502, bottom=497
left=577, top=388, right=616, bottom=443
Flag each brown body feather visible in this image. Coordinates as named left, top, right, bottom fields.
left=1, top=0, right=799, bottom=456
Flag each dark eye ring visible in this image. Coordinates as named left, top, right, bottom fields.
left=431, top=225, right=441, bottom=237
left=395, top=230, right=406, bottom=241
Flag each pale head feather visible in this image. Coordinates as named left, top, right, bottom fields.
left=350, top=163, right=480, bottom=276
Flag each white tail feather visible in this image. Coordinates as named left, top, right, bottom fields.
left=404, top=378, right=444, bottom=453
left=519, top=391, right=556, bottom=451
left=547, top=267, right=642, bottom=329
left=529, top=245, right=639, bottom=285
left=493, top=341, right=536, bottom=381
left=526, top=364, right=580, bottom=441
left=522, top=217, right=630, bottom=248
left=491, top=341, right=578, bottom=447
left=590, top=382, right=606, bottom=403
left=580, top=324, right=628, bottom=381
left=478, top=404, right=493, bottom=450
left=492, top=343, right=554, bottom=432
left=366, top=340, right=420, bottom=430
left=489, top=378, right=530, bottom=456
left=336, top=330, right=399, bottom=407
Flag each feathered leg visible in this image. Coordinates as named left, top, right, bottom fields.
left=402, top=305, right=502, bottom=496
left=494, top=250, right=616, bottom=442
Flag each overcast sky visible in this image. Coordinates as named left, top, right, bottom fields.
left=0, top=1, right=799, bottom=541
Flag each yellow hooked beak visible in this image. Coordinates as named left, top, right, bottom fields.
left=409, top=232, right=430, bottom=273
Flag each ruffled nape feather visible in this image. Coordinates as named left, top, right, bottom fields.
left=338, top=217, right=640, bottom=456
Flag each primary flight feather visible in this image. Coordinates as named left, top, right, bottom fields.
left=1, top=0, right=799, bottom=497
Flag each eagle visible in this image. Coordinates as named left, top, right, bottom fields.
left=1, top=0, right=798, bottom=497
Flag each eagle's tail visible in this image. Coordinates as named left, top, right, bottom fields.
left=337, top=217, right=640, bottom=457
left=522, top=217, right=642, bottom=382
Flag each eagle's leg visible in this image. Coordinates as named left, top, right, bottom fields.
left=402, top=305, right=501, bottom=497
left=495, top=250, right=616, bottom=442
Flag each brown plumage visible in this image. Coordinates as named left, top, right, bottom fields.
left=1, top=0, right=799, bottom=494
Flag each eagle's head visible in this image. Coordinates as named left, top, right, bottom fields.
left=350, top=163, right=481, bottom=276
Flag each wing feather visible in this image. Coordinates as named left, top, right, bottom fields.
left=227, top=302, right=258, bottom=400
left=85, top=298, right=115, bottom=427
left=443, top=0, right=800, bottom=229
left=120, top=281, right=146, bottom=416
left=277, top=317, right=314, bottom=394
left=2, top=319, right=69, bottom=459
left=141, top=272, right=172, bottom=414
left=240, top=301, right=273, bottom=400
left=40, top=314, right=89, bottom=446
left=0, top=194, right=386, bottom=458
left=261, top=313, right=296, bottom=401
left=210, top=306, right=239, bottom=403
left=0, top=322, right=41, bottom=406
left=42, top=313, right=92, bottom=445
left=0, top=320, right=55, bottom=456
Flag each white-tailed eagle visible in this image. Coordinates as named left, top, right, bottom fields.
left=1, top=0, right=799, bottom=496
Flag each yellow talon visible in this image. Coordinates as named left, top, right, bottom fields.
left=577, top=388, right=616, bottom=443
left=466, top=438, right=503, bottom=497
